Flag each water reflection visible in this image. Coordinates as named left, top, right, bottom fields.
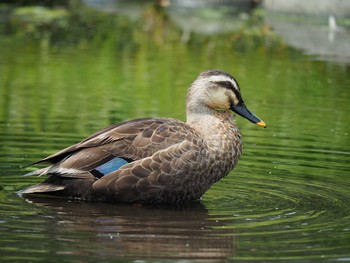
left=263, top=0, right=350, bottom=62
left=82, top=0, right=258, bottom=42
left=166, top=0, right=256, bottom=41
left=1, top=0, right=350, bottom=262
left=21, top=197, right=235, bottom=261
left=264, top=15, right=350, bottom=63
left=82, top=0, right=149, bottom=20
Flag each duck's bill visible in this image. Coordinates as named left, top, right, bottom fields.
left=230, top=102, right=266, bottom=128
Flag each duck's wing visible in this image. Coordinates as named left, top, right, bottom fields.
left=33, top=118, right=157, bottom=164
left=92, top=138, right=204, bottom=203
left=25, top=118, right=194, bottom=180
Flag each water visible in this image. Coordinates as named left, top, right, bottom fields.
left=0, top=2, right=350, bottom=262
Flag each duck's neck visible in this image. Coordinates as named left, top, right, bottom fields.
left=186, top=106, right=239, bottom=141
left=186, top=105, right=242, bottom=177
left=186, top=104, right=243, bottom=181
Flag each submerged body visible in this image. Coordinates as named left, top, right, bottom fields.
left=19, top=70, right=266, bottom=205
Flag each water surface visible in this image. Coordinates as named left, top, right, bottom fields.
left=0, top=3, right=349, bottom=262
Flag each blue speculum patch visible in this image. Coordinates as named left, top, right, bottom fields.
left=95, top=157, right=129, bottom=175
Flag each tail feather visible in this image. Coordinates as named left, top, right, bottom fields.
left=18, top=183, right=65, bottom=196
left=19, top=172, right=97, bottom=199
left=24, top=166, right=52, bottom=177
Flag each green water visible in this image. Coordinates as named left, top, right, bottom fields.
left=0, top=3, right=350, bottom=262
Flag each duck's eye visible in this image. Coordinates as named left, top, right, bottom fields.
left=222, top=81, right=235, bottom=89
left=212, top=81, right=234, bottom=90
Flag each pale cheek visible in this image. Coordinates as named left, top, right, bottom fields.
left=223, top=101, right=230, bottom=109
left=208, top=100, right=230, bottom=110
left=205, top=90, right=232, bottom=110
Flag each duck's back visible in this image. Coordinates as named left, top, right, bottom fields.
left=38, top=118, right=194, bottom=164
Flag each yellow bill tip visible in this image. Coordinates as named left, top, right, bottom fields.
left=256, top=121, right=267, bottom=128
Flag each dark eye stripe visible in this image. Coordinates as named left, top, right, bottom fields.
left=211, top=81, right=242, bottom=102
left=217, top=81, right=234, bottom=89
left=211, top=81, right=233, bottom=89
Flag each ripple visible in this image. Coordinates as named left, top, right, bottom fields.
left=202, top=131, right=350, bottom=262
left=1, top=115, right=350, bottom=262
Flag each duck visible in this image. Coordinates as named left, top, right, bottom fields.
left=19, top=70, right=266, bottom=205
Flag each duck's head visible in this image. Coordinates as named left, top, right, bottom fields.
left=187, top=70, right=266, bottom=128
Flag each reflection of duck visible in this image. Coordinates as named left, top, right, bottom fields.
left=19, top=70, right=266, bottom=204
left=23, top=197, right=235, bottom=260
